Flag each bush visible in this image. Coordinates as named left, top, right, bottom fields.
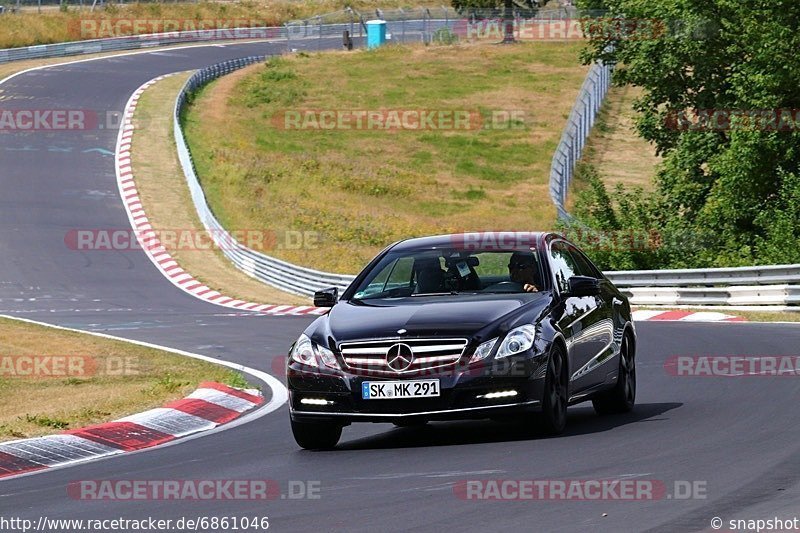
left=432, top=27, right=459, bottom=45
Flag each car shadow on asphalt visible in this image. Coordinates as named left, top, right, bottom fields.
left=334, top=402, right=683, bottom=450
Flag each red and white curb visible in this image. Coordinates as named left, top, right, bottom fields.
left=0, top=382, right=263, bottom=479
left=632, top=310, right=745, bottom=322
left=115, top=75, right=325, bottom=317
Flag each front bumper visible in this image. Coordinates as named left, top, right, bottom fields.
left=288, top=356, right=547, bottom=424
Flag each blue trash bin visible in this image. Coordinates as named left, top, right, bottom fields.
left=366, top=20, right=387, bottom=49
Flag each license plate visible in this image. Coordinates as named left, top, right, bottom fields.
left=361, top=380, right=440, bottom=400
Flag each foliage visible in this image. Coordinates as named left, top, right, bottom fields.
left=571, top=0, right=800, bottom=269
left=450, top=0, right=544, bottom=17
left=432, top=27, right=459, bottom=45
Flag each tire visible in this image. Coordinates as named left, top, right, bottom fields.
left=592, top=333, right=636, bottom=415
left=538, top=344, right=568, bottom=435
left=291, top=419, right=342, bottom=450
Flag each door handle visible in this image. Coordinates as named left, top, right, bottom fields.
left=612, top=297, right=623, bottom=306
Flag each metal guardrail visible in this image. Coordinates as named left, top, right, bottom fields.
left=173, top=57, right=355, bottom=297
left=623, top=285, right=800, bottom=308
left=0, top=27, right=288, bottom=64
left=548, top=60, right=613, bottom=219
left=607, top=265, right=800, bottom=306
left=605, top=264, right=800, bottom=288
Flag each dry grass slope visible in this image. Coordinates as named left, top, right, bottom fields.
left=183, top=41, right=588, bottom=273
left=570, top=84, right=660, bottom=206
left=131, top=73, right=306, bottom=305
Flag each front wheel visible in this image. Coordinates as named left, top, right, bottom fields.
left=291, top=419, right=342, bottom=450
left=538, top=344, right=568, bottom=435
left=592, top=333, right=636, bottom=415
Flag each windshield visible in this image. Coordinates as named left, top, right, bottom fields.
left=351, top=248, right=545, bottom=301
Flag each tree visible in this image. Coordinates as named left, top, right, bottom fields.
left=571, top=0, right=800, bottom=268
left=451, top=0, right=549, bottom=42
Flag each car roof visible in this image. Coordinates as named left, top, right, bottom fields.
left=389, top=232, right=553, bottom=252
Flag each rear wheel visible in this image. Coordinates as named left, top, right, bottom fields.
left=291, top=419, right=342, bottom=450
left=592, top=333, right=636, bottom=415
left=539, top=344, right=568, bottom=435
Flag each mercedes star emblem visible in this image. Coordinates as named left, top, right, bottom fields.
left=386, top=343, right=414, bottom=372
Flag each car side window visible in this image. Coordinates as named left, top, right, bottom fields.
left=548, top=241, right=579, bottom=293
left=566, top=244, right=601, bottom=279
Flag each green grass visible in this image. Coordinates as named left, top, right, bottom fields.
left=183, top=41, right=588, bottom=273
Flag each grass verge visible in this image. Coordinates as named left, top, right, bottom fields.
left=0, top=316, right=253, bottom=442
left=130, top=73, right=307, bottom=306
left=183, top=41, right=588, bottom=273
left=568, top=84, right=659, bottom=209
left=731, top=310, right=800, bottom=323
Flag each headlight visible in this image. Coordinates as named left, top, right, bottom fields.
left=496, top=324, right=537, bottom=358
left=469, top=337, right=498, bottom=364
left=290, top=334, right=317, bottom=366
left=316, top=344, right=340, bottom=369
left=290, top=334, right=340, bottom=369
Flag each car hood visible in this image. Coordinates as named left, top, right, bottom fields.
left=321, top=293, right=551, bottom=342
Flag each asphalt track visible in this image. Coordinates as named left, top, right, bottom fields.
left=1, top=39, right=800, bottom=532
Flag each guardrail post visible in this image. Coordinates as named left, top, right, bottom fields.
left=348, top=9, right=354, bottom=42
left=424, top=8, right=431, bottom=43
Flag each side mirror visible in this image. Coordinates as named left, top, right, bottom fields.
left=567, top=276, right=601, bottom=297
left=313, top=287, right=338, bottom=307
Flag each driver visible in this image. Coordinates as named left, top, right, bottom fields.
left=508, top=251, right=539, bottom=292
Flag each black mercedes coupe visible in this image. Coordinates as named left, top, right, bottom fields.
left=287, top=232, right=636, bottom=449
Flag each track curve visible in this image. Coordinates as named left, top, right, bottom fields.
left=1, top=40, right=799, bottom=532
